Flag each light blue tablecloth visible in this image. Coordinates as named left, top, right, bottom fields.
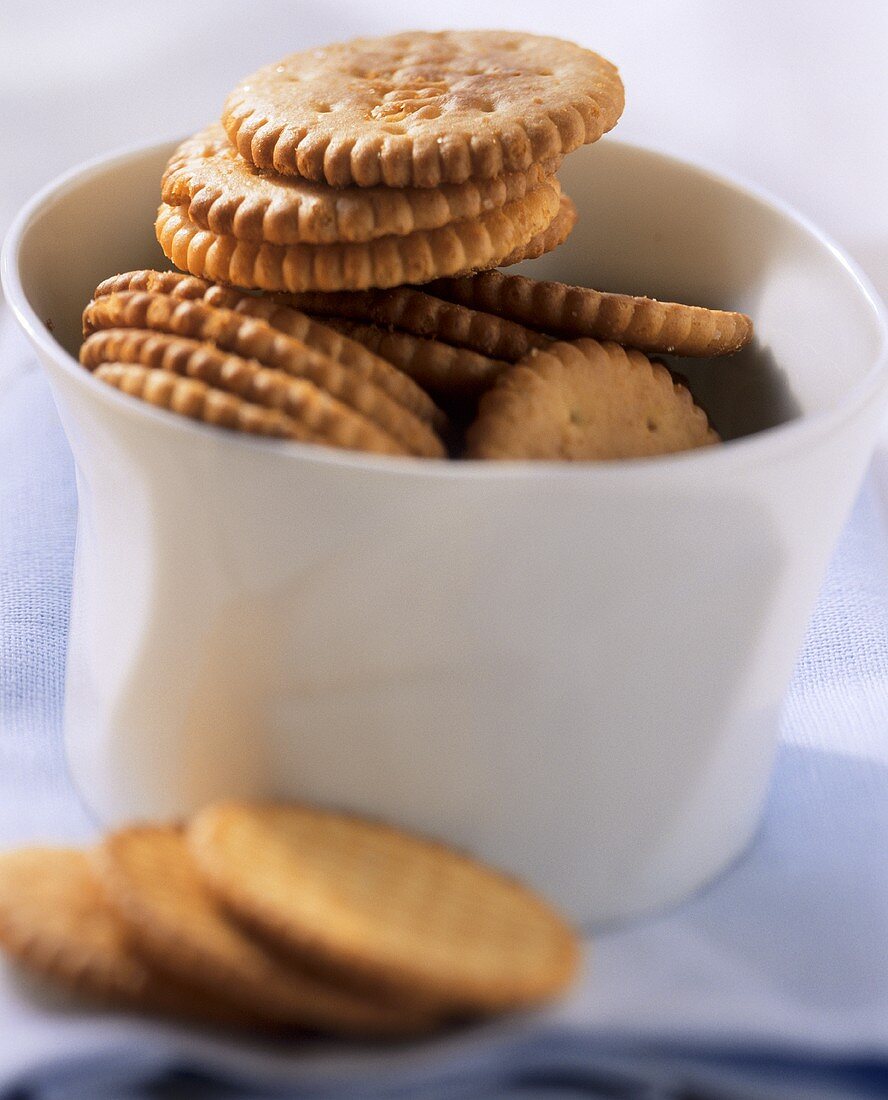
left=3, top=314, right=888, bottom=1098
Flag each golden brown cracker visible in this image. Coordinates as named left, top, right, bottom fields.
left=94, top=269, right=213, bottom=301
left=223, top=31, right=623, bottom=187
left=94, top=362, right=320, bottom=442
left=155, top=180, right=561, bottom=292
left=428, top=271, right=754, bottom=357
left=83, top=292, right=444, bottom=457
left=91, top=270, right=445, bottom=431
left=97, top=826, right=434, bottom=1037
left=499, top=194, right=577, bottom=266
left=279, top=286, right=549, bottom=362
left=0, top=847, right=255, bottom=1026
left=189, top=802, right=580, bottom=1014
left=466, top=338, right=720, bottom=460
left=317, top=317, right=509, bottom=398
left=164, top=124, right=560, bottom=244
left=81, top=330, right=413, bottom=457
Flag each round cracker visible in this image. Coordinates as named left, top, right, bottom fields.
left=164, top=124, right=560, bottom=245
left=82, top=292, right=443, bottom=457
left=428, top=271, right=754, bottom=357
left=223, top=31, right=623, bottom=187
left=154, top=178, right=562, bottom=292
left=498, top=194, right=577, bottom=266
left=188, top=802, right=580, bottom=1014
left=0, top=847, right=256, bottom=1026
left=279, top=286, right=548, bottom=362
left=94, top=268, right=213, bottom=302
left=81, top=331, right=416, bottom=458
left=318, top=317, right=509, bottom=399
left=466, top=339, right=720, bottom=460
left=91, top=270, right=445, bottom=431
left=92, top=362, right=327, bottom=443
left=97, top=826, right=434, bottom=1037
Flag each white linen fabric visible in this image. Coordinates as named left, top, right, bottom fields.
left=2, top=2, right=887, bottom=1096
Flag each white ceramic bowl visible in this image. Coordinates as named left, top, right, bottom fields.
left=4, top=138, right=887, bottom=924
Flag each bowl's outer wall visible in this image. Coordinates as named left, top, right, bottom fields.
left=10, top=141, right=888, bottom=922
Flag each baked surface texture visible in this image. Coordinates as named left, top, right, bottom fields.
left=467, top=339, right=720, bottom=459
left=222, top=31, right=624, bottom=187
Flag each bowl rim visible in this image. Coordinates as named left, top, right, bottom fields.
left=3, top=134, right=888, bottom=482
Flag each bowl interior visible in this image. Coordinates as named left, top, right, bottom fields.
left=8, top=139, right=886, bottom=445
left=516, top=143, right=885, bottom=440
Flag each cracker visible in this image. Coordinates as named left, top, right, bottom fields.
left=279, top=286, right=549, bottom=362
left=499, top=194, right=577, bottom=266
left=97, top=826, right=433, bottom=1037
left=466, top=339, right=720, bottom=460
left=0, top=848, right=255, bottom=1026
left=94, top=269, right=213, bottom=301
left=223, top=30, right=623, bottom=187
left=82, top=331, right=412, bottom=457
left=164, top=124, right=560, bottom=244
left=427, top=271, right=754, bottom=357
left=318, top=317, right=509, bottom=399
left=93, top=362, right=322, bottom=442
left=189, top=802, right=580, bottom=1014
left=92, top=270, right=445, bottom=431
left=83, top=292, right=444, bottom=457
left=155, top=179, right=562, bottom=291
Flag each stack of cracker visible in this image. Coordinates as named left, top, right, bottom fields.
left=156, top=30, right=625, bottom=292
left=82, top=29, right=753, bottom=460
left=0, top=802, right=579, bottom=1035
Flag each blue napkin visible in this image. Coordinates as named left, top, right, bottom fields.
left=3, top=324, right=888, bottom=1099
